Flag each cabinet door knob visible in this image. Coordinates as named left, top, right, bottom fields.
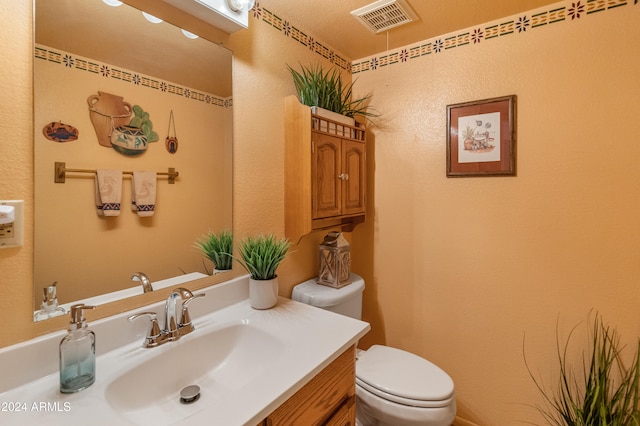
left=339, top=173, right=349, bottom=181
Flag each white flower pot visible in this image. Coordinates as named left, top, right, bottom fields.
left=249, top=277, right=279, bottom=309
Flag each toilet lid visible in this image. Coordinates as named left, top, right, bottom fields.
left=356, top=345, right=454, bottom=407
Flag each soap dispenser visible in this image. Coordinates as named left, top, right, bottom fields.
left=59, top=304, right=96, bottom=393
left=34, top=282, right=66, bottom=321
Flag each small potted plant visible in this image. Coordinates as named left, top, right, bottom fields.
left=194, top=230, right=233, bottom=273
left=236, top=234, right=291, bottom=309
left=287, top=63, right=379, bottom=123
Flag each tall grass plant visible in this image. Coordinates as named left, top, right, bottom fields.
left=524, top=314, right=640, bottom=425
left=287, top=63, right=379, bottom=119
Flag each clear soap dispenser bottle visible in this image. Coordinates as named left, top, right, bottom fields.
left=34, top=282, right=66, bottom=321
left=59, top=304, right=96, bottom=393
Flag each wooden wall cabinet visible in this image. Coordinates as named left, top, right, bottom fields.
left=260, top=345, right=356, bottom=426
left=285, top=96, right=366, bottom=243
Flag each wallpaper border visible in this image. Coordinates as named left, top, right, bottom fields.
left=34, top=44, right=231, bottom=108
left=351, top=0, right=637, bottom=74
left=249, top=0, right=637, bottom=75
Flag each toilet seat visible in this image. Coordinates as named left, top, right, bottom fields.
left=356, top=345, right=454, bottom=408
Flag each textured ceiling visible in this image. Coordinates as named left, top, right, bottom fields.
left=261, top=0, right=564, bottom=59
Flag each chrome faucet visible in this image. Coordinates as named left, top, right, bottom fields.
left=131, top=272, right=153, bottom=293
left=128, top=287, right=205, bottom=348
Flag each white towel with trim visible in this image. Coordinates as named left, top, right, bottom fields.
left=131, top=171, right=157, bottom=217
left=95, top=169, right=122, bottom=216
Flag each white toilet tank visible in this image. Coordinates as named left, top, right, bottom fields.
left=292, top=273, right=365, bottom=319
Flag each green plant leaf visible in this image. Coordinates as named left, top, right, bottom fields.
left=194, top=230, right=233, bottom=271
left=129, top=117, right=142, bottom=128
left=287, top=63, right=380, bottom=120
left=524, top=313, right=640, bottom=425
left=236, top=234, right=291, bottom=280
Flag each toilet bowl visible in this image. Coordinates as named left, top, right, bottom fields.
left=292, top=274, right=456, bottom=426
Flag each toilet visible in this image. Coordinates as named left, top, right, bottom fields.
left=292, top=274, right=456, bottom=426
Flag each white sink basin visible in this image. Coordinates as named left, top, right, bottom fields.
left=0, top=275, right=370, bottom=426
left=105, top=322, right=284, bottom=425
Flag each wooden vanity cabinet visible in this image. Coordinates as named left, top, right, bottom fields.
left=259, top=345, right=357, bottom=426
left=285, top=96, right=366, bottom=243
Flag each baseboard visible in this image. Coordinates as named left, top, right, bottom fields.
left=453, top=416, right=480, bottom=426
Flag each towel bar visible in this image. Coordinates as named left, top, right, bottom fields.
left=54, top=162, right=179, bottom=184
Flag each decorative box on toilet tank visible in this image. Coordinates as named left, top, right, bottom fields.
left=318, top=232, right=352, bottom=288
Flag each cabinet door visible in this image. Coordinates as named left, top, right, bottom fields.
left=324, top=396, right=356, bottom=426
left=263, top=347, right=356, bottom=426
left=313, top=132, right=342, bottom=219
left=341, top=140, right=366, bottom=216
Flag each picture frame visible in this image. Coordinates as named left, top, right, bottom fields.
left=446, top=95, right=516, bottom=177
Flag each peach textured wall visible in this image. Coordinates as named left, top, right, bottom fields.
left=350, top=3, right=640, bottom=424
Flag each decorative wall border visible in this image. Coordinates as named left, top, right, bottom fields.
left=34, top=44, right=232, bottom=108
left=249, top=0, right=636, bottom=75
left=249, top=2, right=352, bottom=72
left=351, top=0, right=637, bottom=74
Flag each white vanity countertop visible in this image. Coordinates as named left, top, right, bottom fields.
left=0, top=276, right=370, bottom=426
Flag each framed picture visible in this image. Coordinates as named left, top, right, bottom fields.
left=446, top=95, right=516, bottom=177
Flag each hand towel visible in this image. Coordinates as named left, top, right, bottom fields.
left=94, top=179, right=103, bottom=216
left=131, top=171, right=157, bottom=217
left=95, top=169, right=122, bottom=216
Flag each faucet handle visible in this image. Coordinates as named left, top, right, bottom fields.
left=179, top=293, right=205, bottom=333
left=128, top=312, right=162, bottom=348
left=183, top=293, right=205, bottom=307
left=173, top=287, right=194, bottom=299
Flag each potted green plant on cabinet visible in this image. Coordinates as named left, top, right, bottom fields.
left=287, top=63, right=379, bottom=124
left=194, top=230, right=233, bottom=274
left=237, top=234, right=291, bottom=309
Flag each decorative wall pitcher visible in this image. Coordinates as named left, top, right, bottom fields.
left=87, top=91, right=132, bottom=147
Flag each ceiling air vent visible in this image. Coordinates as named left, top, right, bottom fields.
left=351, top=0, right=419, bottom=33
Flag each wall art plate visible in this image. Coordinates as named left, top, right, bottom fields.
left=43, top=121, right=79, bottom=142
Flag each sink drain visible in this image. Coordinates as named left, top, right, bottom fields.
left=180, top=385, right=201, bottom=404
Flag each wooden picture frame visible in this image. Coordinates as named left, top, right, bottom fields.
left=446, top=95, right=516, bottom=177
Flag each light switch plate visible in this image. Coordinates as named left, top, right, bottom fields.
left=0, top=200, right=24, bottom=248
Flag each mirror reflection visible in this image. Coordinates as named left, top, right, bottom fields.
left=33, top=0, right=233, bottom=321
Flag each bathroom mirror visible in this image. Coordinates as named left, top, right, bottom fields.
left=33, top=0, right=233, bottom=320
